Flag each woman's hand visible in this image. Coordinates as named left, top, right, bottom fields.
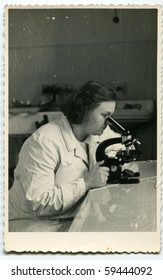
left=84, top=160, right=110, bottom=191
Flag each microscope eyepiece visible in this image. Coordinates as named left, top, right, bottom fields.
left=107, top=116, right=126, bottom=133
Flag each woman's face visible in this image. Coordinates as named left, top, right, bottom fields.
left=82, top=101, right=116, bottom=136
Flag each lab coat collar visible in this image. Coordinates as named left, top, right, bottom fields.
left=59, top=116, right=78, bottom=152
left=75, top=143, right=89, bottom=165
left=59, top=117, right=89, bottom=165
left=59, top=116, right=101, bottom=166
left=59, top=116, right=101, bottom=149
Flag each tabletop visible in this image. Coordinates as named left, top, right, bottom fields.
left=69, top=160, right=157, bottom=232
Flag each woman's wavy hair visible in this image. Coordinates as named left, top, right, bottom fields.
left=62, top=81, right=117, bottom=124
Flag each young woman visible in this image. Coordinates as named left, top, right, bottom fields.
left=9, top=81, right=120, bottom=232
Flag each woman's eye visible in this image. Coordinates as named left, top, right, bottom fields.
left=103, top=114, right=110, bottom=118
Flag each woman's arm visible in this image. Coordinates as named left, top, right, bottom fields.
left=17, top=134, right=87, bottom=218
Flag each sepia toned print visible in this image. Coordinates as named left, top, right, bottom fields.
left=4, top=5, right=161, bottom=253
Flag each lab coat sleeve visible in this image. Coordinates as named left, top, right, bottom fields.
left=18, top=134, right=87, bottom=217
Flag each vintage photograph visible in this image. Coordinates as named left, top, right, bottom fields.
left=4, top=5, right=161, bottom=252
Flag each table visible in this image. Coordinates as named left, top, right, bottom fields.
left=69, top=161, right=157, bottom=232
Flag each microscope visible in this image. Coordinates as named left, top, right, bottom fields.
left=96, top=116, right=142, bottom=184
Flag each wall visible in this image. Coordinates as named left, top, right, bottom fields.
left=9, top=8, right=157, bottom=105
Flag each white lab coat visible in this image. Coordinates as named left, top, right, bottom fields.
left=9, top=115, right=120, bottom=232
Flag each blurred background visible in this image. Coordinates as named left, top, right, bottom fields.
left=8, top=8, right=157, bottom=187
